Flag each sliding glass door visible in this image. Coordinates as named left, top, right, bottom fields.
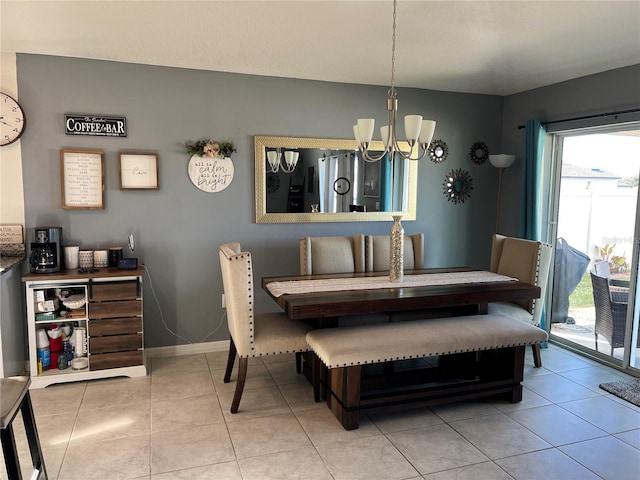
left=548, top=125, right=640, bottom=374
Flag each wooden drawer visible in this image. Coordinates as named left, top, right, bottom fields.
left=90, top=317, right=142, bottom=336
left=90, top=333, right=142, bottom=354
left=91, top=281, right=139, bottom=301
left=90, top=351, right=143, bottom=371
left=89, top=299, right=141, bottom=319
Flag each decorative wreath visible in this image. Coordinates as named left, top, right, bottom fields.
left=469, top=141, right=489, bottom=165
left=428, top=139, right=448, bottom=164
left=443, top=168, right=474, bottom=204
left=185, top=139, right=236, bottom=158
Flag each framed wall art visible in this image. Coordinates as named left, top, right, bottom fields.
left=119, top=152, right=159, bottom=190
left=60, top=149, right=104, bottom=209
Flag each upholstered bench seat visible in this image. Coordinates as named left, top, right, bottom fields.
left=306, top=314, right=547, bottom=430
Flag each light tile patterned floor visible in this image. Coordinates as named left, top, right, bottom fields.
left=2, top=344, right=639, bottom=480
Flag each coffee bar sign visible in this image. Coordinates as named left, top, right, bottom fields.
left=65, top=114, right=127, bottom=137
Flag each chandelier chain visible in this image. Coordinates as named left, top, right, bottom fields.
left=390, top=0, right=397, bottom=96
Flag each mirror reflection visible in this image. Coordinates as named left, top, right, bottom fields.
left=254, top=136, right=418, bottom=223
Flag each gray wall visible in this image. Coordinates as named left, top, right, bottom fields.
left=499, top=64, right=640, bottom=238
left=16, top=55, right=638, bottom=351
left=17, top=54, right=503, bottom=348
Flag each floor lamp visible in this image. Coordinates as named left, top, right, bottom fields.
left=489, top=154, right=516, bottom=233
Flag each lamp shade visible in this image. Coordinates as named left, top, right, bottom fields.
left=489, top=154, right=516, bottom=169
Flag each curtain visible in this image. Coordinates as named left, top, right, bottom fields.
left=519, top=119, right=546, bottom=241
left=519, top=119, right=549, bottom=344
left=379, top=153, right=392, bottom=211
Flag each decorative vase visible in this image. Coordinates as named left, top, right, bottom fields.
left=389, top=215, right=404, bottom=282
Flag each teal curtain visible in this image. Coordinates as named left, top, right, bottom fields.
left=519, top=119, right=548, bottom=345
left=379, top=154, right=392, bottom=211
left=518, top=119, right=546, bottom=241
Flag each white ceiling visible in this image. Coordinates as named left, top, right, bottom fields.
left=2, top=0, right=639, bottom=96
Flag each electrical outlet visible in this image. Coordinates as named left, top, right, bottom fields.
left=221, top=294, right=225, bottom=308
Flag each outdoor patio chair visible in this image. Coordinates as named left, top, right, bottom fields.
left=590, top=270, right=637, bottom=355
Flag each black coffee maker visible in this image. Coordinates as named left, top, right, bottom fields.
left=29, top=227, right=63, bottom=273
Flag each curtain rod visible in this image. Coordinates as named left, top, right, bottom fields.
left=516, top=107, right=640, bottom=129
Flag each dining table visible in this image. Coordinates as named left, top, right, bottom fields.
left=262, top=267, right=541, bottom=324
left=261, top=267, right=543, bottom=420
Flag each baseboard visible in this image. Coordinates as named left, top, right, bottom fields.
left=145, top=340, right=229, bottom=358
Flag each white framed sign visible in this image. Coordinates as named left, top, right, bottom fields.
left=60, top=149, right=104, bottom=209
left=119, top=152, right=159, bottom=190
left=187, top=155, right=234, bottom=193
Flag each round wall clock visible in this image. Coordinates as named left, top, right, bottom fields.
left=469, top=141, right=489, bottom=164
left=333, top=177, right=351, bottom=195
left=1, top=92, right=26, bottom=146
left=187, top=155, right=234, bottom=193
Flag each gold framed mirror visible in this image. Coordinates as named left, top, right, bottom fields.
left=254, top=136, right=418, bottom=223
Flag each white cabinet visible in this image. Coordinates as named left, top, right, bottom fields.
left=22, top=268, right=146, bottom=388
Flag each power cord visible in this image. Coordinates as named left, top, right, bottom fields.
left=142, top=264, right=226, bottom=344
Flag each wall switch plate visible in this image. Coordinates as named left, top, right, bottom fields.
left=221, top=294, right=225, bottom=308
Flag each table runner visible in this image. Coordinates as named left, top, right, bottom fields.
left=266, top=271, right=516, bottom=297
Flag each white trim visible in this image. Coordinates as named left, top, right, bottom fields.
left=145, top=340, right=229, bottom=358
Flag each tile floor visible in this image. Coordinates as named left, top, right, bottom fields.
left=2, top=344, right=640, bottom=480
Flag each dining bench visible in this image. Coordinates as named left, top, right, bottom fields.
left=306, top=313, right=547, bottom=430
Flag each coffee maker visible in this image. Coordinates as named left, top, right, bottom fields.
left=29, top=227, right=63, bottom=273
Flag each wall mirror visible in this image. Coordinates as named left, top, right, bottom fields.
left=254, top=136, right=418, bottom=223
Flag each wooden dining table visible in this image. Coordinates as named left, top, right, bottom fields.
left=262, top=267, right=543, bottom=421
left=262, top=267, right=541, bottom=323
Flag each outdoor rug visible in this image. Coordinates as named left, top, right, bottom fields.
left=599, top=378, right=640, bottom=407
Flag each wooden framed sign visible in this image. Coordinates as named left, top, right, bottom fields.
left=119, top=152, right=159, bottom=190
left=60, top=149, right=104, bottom=209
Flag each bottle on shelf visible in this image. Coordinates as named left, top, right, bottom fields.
left=36, top=329, right=50, bottom=371
left=48, top=324, right=63, bottom=370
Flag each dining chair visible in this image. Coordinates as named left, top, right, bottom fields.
left=219, top=242, right=313, bottom=413
left=299, top=235, right=366, bottom=275
left=365, top=233, right=424, bottom=272
left=488, top=234, right=553, bottom=367
left=300, top=235, right=387, bottom=326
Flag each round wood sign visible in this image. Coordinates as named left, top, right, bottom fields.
left=187, top=155, right=234, bottom=193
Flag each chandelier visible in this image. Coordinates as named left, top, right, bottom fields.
left=354, top=0, right=436, bottom=163
left=267, top=148, right=299, bottom=173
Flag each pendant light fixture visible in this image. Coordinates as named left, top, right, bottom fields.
left=266, top=148, right=300, bottom=173
left=354, top=0, right=436, bottom=163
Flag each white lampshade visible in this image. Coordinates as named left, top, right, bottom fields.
left=266, top=151, right=279, bottom=172
left=380, top=125, right=391, bottom=149
left=357, top=118, right=375, bottom=144
left=419, top=120, right=436, bottom=144
left=353, top=125, right=362, bottom=148
left=404, top=115, right=423, bottom=142
left=284, top=151, right=299, bottom=169
left=489, top=154, right=516, bottom=169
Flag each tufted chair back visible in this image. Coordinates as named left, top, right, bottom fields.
left=365, top=233, right=424, bottom=272
left=300, top=235, right=366, bottom=275
left=219, top=241, right=255, bottom=356
left=489, top=234, right=553, bottom=327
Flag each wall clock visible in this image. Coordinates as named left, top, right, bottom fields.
left=1, top=92, right=26, bottom=146
left=333, top=177, right=351, bottom=195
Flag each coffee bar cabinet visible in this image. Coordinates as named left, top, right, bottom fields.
left=22, top=268, right=146, bottom=388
